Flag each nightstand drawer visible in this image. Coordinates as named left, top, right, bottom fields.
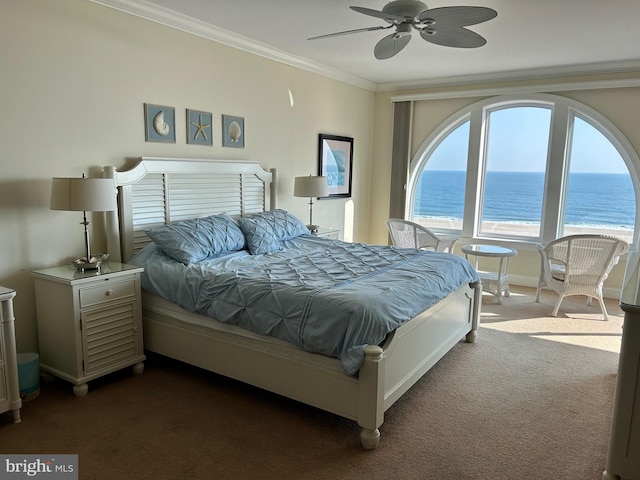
left=80, top=280, right=135, bottom=308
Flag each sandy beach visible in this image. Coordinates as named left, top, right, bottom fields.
left=417, top=217, right=634, bottom=244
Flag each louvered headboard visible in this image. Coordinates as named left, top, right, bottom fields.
left=103, top=157, right=277, bottom=262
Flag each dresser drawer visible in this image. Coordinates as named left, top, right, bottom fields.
left=80, top=279, right=135, bottom=308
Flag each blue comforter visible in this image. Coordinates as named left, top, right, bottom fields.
left=131, top=236, right=479, bottom=375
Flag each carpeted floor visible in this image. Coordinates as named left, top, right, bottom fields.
left=0, top=286, right=623, bottom=479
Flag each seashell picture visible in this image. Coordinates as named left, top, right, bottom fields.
left=144, top=103, right=176, bottom=143
left=222, top=114, right=245, bottom=148
left=187, top=109, right=213, bottom=146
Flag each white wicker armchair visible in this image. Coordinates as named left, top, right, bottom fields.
left=385, top=219, right=459, bottom=253
left=535, top=234, right=629, bottom=321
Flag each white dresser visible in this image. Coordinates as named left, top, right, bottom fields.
left=0, top=286, right=22, bottom=423
left=603, top=301, right=640, bottom=480
left=32, top=263, right=145, bottom=397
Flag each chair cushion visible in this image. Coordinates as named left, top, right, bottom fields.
left=551, top=264, right=565, bottom=281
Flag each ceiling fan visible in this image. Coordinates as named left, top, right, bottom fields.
left=308, top=0, right=497, bottom=60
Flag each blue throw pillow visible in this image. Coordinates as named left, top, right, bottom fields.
left=146, top=213, right=246, bottom=264
left=238, top=209, right=308, bottom=255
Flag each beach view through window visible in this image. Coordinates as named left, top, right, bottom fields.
left=412, top=102, right=635, bottom=243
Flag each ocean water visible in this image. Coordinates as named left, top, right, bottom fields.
left=414, top=171, right=635, bottom=229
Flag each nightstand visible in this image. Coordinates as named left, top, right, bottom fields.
left=312, top=227, right=341, bottom=240
left=32, top=262, right=145, bottom=397
left=0, top=286, right=21, bottom=423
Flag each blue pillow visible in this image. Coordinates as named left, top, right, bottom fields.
left=238, top=209, right=308, bottom=255
left=146, top=213, right=246, bottom=264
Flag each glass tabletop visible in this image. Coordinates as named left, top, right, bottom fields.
left=32, top=262, right=142, bottom=282
left=0, top=286, right=16, bottom=299
left=461, top=244, right=518, bottom=257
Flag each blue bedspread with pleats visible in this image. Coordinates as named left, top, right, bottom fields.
left=130, top=236, right=479, bottom=375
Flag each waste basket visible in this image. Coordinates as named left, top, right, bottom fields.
left=17, top=352, right=40, bottom=401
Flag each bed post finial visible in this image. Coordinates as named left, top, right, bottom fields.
left=103, top=166, right=122, bottom=263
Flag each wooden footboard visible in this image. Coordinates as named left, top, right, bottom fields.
left=142, top=280, right=481, bottom=449
left=357, top=280, right=481, bottom=448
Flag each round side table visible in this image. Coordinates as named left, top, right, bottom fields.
left=461, top=244, right=518, bottom=304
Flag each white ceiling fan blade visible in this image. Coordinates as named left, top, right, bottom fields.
left=420, top=26, right=487, bottom=48
left=308, top=25, right=390, bottom=40
left=418, top=6, right=497, bottom=27
left=374, top=32, right=411, bottom=60
left=351, top=6, right=406, bottom=23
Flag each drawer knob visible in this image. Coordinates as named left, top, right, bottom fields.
left=105, top=290, right=114, bottom=296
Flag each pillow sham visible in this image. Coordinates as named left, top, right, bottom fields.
left=146, top=213, right=246, bottom=264
left=238, top=209, right=308, bottom=255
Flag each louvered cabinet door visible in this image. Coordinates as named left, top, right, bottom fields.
left=32, top=264, right=145, bottom=397
left=80, top=285, right=141, bottom=376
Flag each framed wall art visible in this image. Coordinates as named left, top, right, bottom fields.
left=144, top=103, right=175, bottom=143
left=318, top=134, right=353, bottom=198
left=187, top=109, right=213, bottom=146
left=222, top=114, right=244, bottom=148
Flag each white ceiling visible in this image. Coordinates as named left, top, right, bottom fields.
left=96, top=0, right=640, bottom=90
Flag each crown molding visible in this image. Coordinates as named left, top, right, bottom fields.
left=379, top=60, right=640, bottom=93
left=389, top=76, right=640, bottom=103
left=88, top=0, right=377, bottom=91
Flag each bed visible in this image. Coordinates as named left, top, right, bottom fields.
left=103, top=157, right=481, bottom=449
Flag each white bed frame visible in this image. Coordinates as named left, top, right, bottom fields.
left=103, top=157, right=481, bottom=449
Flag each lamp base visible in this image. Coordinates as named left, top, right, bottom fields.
left=73, top=253, right=110, bottom=271
left=307, top=224, right=320, bottom=234
left=73, top=258, right=102, bottom=271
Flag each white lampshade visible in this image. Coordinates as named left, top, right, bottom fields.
left=50, top=177, right=116, bottom=212
left=293, top=176, right=329, bottom=198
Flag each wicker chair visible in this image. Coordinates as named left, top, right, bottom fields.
left=385, top=218, right=459, bottom=253
left=535, top=234, right=629, bottom=321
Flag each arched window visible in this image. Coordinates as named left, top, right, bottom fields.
left=408, top=94, right=638, bottom=245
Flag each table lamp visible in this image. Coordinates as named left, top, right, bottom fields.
left=293, top=175, right=329, bottom=233
left=50, top=175, right=117, bottom=270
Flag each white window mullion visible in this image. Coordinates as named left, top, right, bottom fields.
left=463, top=108, right=484, bottom=238
left=542, top=104, right=570, bottom=244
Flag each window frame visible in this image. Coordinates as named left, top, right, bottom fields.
left=407, top=93, right=640, bottom=247
left=478, top=102, right=554, bottom=241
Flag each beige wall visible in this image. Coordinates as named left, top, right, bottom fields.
left=0, top=0, right=374, bottom=352
left=370, top=80, right=640, bottom=295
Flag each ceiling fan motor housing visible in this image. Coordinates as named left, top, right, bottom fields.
left=381, top=0, right=429, bottom=21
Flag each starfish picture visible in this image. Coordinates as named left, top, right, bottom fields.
left=191, top=114, right=211, bottom=141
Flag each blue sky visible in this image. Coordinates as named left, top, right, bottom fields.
left=428, top=111, right=628, bottom=174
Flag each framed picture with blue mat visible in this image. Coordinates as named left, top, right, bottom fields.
left=187, top=109, right=213, bottom=146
